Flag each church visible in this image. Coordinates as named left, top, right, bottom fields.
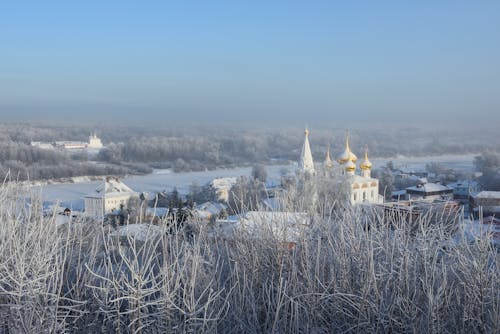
left=298, top=128, right=383, bottom=205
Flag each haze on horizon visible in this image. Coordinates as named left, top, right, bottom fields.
left=0, top=1, right=499, bottom=129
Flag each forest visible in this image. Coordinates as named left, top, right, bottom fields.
left=0, top=122, right=499, bottom=181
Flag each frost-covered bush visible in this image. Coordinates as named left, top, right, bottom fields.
left=0, top=183, right=498, bottom=333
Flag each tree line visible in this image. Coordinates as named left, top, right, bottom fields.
left=1, top=122, right=499, bottom=180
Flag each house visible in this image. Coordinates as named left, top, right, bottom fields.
left=448, top=180, right=480, bottom=201
left=472, top=191, right=500, bottom=218
left=405, top=182, right=453, bottom=201
left=84, top=178, right=138, bottom=219
left=207, top=177, right=237, bottom=202
left=194, top=201, right=227, bottom=221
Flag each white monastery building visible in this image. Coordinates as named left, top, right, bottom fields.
left=298, top=129, right=383, bottom=205
left=88, top=133, right=104, bottom=149
left=84, top=178, right=138, bottom=218
left=31, top=133, right=104, bottom=151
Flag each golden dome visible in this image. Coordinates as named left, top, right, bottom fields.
left=337, top=131, right=357, bottom=164
left=344, top=159, right=356, bottom=172
left=337, top=148, right=350, bottom=164
left=349, top=151, right=358, bottom=163
left=360, top=147, right=372, bottom=170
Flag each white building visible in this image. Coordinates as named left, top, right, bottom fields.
left=297, top=129, right=382, bottom=205
left=30, top=141, right=55, bottom=150
left=84, top=178, right=138, bottom=218
left=54, top=141, right=88, bottom=150
left=30, top=132, right=104, bottom=151
left=208, top=177, right=237, bottom=202
left=405, top=182, right=453, bottom=201
left=195, top=201, right=228, bottom=221
left=88, top=133, right=104, bottom=149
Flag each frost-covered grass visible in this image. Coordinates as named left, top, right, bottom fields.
left=0, top=183, right=498, bottom=333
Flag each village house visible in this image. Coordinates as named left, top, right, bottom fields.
left=472, top=191, right=500, bottom=218
left=84, top=178, right=138, bottom=219
left=405, top=182, right=453, bottom=201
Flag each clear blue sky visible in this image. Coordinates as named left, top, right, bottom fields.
left=0, top=1, right=499, bottom=127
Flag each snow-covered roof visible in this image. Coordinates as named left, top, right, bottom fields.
left=109, top=224, right=162, bottom=242
left=86, top=178, right=137, bottom=198
left=473, top=191, right=500, bottom=199
left=406, top=183, right=452, bottom=193
left=196, top=201, right=226, bottom=214
left=195, top=201, right=227, bottom=219
left=209, top=177, right=237, bottom=190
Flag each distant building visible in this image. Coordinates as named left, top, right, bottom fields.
left=472, top=191, right=500, bottom=218
left=84, top=178, right=138, bottom=218
left=30, top=141, right=55, bottom=150
left=30, top=132, right=104, bottom=151
left=405, top=182, right=453, bottom=201
left=448, top=180, right=480, bottom=201
left=207, top=177, right=237, bottom=202
left=195, top=201, right=227, bottom=221
left=88, top=133, right=104, bottom=149
left=54, top=141, right=88, bottom=150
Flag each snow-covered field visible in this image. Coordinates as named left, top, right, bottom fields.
left=35, top=165, right=291, bottom=210
left=34, top=154, right=476, bottom=210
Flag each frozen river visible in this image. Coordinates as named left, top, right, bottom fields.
left=35, top=154, right=477, bottom=210
left=35, top=165, right=290, bottom=210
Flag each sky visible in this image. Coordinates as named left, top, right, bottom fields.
left=0, top=1, right=499, bottom=128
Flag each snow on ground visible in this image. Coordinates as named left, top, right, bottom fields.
left=35, top=165, right=292, bottom=209
left=33, top=154, right=476, bottom=209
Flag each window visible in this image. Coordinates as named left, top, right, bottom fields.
left=353, top=193, right=357, bottom=201
left=363, top=192, right=366, bottom=200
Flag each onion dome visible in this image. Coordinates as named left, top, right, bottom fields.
left=337, top=131, right=357, bottom=164
left=360, top=147, right=372, bottom=170
left=344, top=159, right=356, bottom=173
left=324, top=146, right=334, bottom=168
